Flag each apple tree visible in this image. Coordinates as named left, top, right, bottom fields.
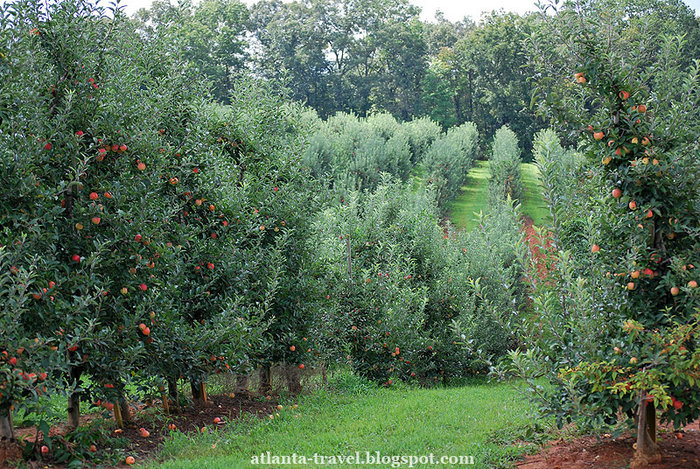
left=526, top=2, right=700, bottom=467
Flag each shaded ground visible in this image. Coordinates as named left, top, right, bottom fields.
left=517, top=420, right=700, bottom=469
left=9, top=392, right=281, bottom=468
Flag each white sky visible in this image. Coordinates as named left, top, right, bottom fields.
left=116, top=0, right=700, bottom=23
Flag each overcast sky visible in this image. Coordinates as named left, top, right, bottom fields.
left=117, top=0, right=700, bottom=22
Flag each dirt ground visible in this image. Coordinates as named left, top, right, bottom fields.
left=517, top=420, right=700, bottom=469
left=6, top=391, right=281, bottom=468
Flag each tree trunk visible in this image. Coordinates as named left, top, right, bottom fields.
left=113, top=401, right=123, bottom=429
left=630, top=392, right=661, bottom=469
left=161, top=391, right=169, bottom=414
left=321, top=362, right=328, bottom=386
left=235, top=374, right=249, bottom=394
left=168, top=379, right=180, bottom=413
left=190, top=379, right=201, bottom=401
left=199, top=382, right=208, bottom=404
left=66, top=366, right=82, bottom=432
left=452, top=93, right=463, bottom=125
left=191, top=378, right=208, bottom=404
left=258, top=365, right=271, bottom=395
left=66, top=393, right=80, bottom=432
left=119, top=397, right=132, bottom=424
left=285, top=364, right=303, bottom=395
left=0, top=410, right=13, bottom=440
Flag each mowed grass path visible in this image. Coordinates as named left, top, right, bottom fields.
left=519, top=163, right=551, bottom=227
left=151, top=378, right=531, bottom=469
left=448, top=160, right=490, bottom=231
left=449, top=161, right=551, bottom=231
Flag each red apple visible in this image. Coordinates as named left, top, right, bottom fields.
left=612, top=188, right=622, bottom=198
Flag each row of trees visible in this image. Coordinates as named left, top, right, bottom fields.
left=0, top=2, right=528, bottom=459
left=0, top=0, right=318, bottom=447
left=130, top=0, right=699, bottom=157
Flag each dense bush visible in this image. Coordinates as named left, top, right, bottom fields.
left=532, top=129, right=586, bottom=249
left=310, top=179, right=526, bottom=384
left=423, top=122, right=479, bottom=209
left=401, top=116, right=443, bottom=164
left=302, top=112, right=413, bottom=194
left=488, top=126, right=523, bottom=205
left=0, top=0, right=312, bottom=448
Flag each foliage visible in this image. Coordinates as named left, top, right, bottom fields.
left=310, top=179, right=525, bottom=384
left=501, top=0, right=700, bottom=440
left=488, top=126, right=523, bottom=205
left=532, top=129, right=586, bottom=247
left=247, top=0, right=426, bottom=119
left=303, top=112, right=416, bottom=194
left=133, top=0, right=249, bottom=103
left=0, top=0, right=311, bottom=455
left=423, top=121, right=479, bottom=209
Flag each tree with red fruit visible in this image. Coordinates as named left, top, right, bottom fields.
left=529, top=2, right=700, bottom=467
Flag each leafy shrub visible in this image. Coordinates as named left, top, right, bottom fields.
left=488, top=126, right=523, bottom=205
left=532, top=128, right=587, bottom=248
left=303, top=112, right=413, bottom=194
left=310, top=178, right=526, bottom=384
left=400, top=116, right=443, bottom=164
left=501, top=6, right=700, bottom=464
left=0, top=0, right=312, bottom=447
left=423, top=121, right=479, bottom=209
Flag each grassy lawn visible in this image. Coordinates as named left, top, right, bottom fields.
left=449, top=161, right=551, bottom=231
left=520, top=163, right=551, bottom=227
left=448, top=160, right=490, bottom=231
left=150, top=375, right=535, bottom=469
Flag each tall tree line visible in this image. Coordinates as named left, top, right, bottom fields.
left=131, top=0, right=700, bottom=156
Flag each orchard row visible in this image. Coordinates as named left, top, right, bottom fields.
left=0, top=0, right=526, bottom=445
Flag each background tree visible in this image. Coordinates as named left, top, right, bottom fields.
left=134, top=0, right=249, bottom=103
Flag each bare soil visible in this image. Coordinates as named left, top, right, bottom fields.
left=7, top=392, right=281, bottom=468
left=517, top=420, right=700, bottom=469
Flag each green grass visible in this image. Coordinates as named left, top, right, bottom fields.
left=448, top=160, right=490, bottom=231
left=149, top=376, right=536, bottom=469
left=448, top=161, right=551, bottom=231
left=520, top=163, right=551, bottom=227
